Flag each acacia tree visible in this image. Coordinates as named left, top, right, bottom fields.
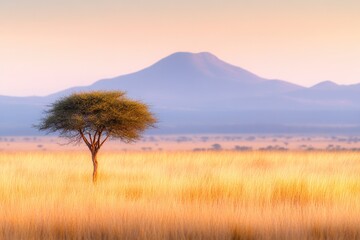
left=36, top=91, right=156, bottom=183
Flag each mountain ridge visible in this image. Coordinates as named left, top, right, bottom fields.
left=1, top=51, right=360, bottom=135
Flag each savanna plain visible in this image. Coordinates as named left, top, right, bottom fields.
left=1, top=150, right=360, bottom=239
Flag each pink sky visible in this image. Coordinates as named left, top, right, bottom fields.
left=1, top=1, right=360, bottom=96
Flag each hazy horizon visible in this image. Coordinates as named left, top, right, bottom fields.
left=1, top=0, right=360, bottom=96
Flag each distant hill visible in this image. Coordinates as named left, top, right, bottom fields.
left=51, top=52, right=305, bottom=110
left=1, top=52, right=360, bottom=135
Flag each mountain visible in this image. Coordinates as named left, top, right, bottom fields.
left=51, top=53, right=289, bottom=99
left=283, top=80, right=360, bottom=110
left=1, top=52, right=360, bottom=135
left=51, top=52, right=305, bottom=110
left=311, top=81, right=340, bottom=90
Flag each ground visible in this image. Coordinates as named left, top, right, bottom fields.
left=1, top=134, right=360, bottom=152
left=0, top=150, right=360, bottom=239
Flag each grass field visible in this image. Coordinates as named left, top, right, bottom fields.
left=1, top=151, right=360, bottom=239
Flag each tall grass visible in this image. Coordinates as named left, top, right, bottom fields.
left=0, top=151, right=360, bottom=239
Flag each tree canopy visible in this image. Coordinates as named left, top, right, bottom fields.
left=37, top=91, right=157, bottom=182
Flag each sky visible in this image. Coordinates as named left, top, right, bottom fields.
left=1, top=0, right=360, bottom=96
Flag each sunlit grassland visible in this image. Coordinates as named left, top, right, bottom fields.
left=1, top=151, right=360, bottom=239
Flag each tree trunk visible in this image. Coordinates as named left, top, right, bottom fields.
left=91, top=151, right=98, bottom=184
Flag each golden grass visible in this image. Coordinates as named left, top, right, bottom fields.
left=0, top=151, right=360, bottom=239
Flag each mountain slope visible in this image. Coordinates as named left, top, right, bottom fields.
left=53, top=52, right=304, bottom=110
left=311, top=81, right=340, bottom=90
left=0, top=52, right=359, bottom=135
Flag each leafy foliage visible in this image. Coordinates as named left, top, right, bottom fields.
left=36, top=91, right=156, bottom=182
left=37, top=91, right=156, bottom=150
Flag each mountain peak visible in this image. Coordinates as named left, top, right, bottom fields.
left=161, top=51, right=219, bottom=65
left=311, top=81, right=339, bottom=90
left=169, top=51, right=216, bottom=57
left=150, top=51, right=264, bottom=84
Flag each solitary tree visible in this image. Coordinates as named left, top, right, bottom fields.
left=36, top=91, right=156, bottom=183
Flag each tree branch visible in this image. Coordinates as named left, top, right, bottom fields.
left=100, top=133, right=110, bottom=148
left=79, top=129, right=91, bottom=149
left=88, top=133, right=93, bottom=144
left=96, top=130, right=102, bottom=149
